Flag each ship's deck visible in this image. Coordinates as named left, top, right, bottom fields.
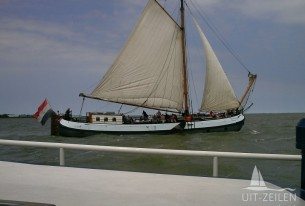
left=0, top=161, right=303, bottom=206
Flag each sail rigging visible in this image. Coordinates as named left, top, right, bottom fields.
left=193, top=18, right=240, bottom=112
left=89, top=0, right=184, bottom=112
left=81, top=0, right=256, bottom=113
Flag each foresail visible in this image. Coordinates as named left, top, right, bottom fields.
left=193, top=19, right=240, bottom=112
left=258, top=171, right=266, bottom=187
left=91, top=0, right=184, bottom=111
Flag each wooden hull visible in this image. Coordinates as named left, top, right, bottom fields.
left=56, top=114, right=244, bottom=137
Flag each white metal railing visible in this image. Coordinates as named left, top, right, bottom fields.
left=0, top=139, right=301, bottom=177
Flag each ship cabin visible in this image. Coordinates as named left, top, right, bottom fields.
left=87, top=112, right=123, bottom=125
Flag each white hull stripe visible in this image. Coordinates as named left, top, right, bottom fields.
left=60, top=119, right=181, bottom=132
left=185, top=114, right=245, bottom=130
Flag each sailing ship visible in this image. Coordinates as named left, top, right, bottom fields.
left=245, top=166, right=268, bottom=191
left=53, top=0, right=257, bottom=137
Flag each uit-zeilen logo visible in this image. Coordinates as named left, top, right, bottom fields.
left=242, top=166, right=296, bottom=204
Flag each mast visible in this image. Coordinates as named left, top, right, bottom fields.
left=180, top=0, right=189, bottom=114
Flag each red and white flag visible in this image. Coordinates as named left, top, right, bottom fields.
left=34, top=99, right=54, bottom=125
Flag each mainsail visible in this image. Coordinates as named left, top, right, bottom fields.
left=193, top=19, right=240, bottom=112
left=89, top=0, right=184, bottom=112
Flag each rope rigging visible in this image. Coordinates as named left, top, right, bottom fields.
left=185, top=0, right=252, bottom=74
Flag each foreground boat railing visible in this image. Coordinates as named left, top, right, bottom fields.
left=0, top=139, right=301, bottom=177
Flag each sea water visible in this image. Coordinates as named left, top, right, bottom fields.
left=0, top=113, right=303, bottom=190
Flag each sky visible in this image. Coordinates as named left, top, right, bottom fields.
left=0, top=0, right=304, bottom=115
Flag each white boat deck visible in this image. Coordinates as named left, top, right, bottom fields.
left=0, top=161, right=303, bottom=206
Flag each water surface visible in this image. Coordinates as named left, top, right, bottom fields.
left=0, top=113, right=303, bottom=190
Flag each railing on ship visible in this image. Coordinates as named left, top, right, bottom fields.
left=0, top=139, right=301, bottom=177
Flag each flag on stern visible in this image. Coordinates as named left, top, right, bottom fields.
left=34, top=99, right=55, bottom=125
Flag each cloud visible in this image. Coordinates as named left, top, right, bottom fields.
left=0, top=17, right=121, bottom=113
left=233, top=0, right=305, bottom=24
left=193, top=0, right=305, bottom=24
left=0, top=18, right=116, bottom=74
left=0, top=18, right=79, bottom=39
left=121, top=0, right=146, bottom=7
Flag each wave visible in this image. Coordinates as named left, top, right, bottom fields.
left=250, top=129, right=260, bottom=134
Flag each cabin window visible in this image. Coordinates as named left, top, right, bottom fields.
left=112, top=117, right=116, bottom=122
left=104, top=117, right=108, bottom=122
left=96, top=117, right=100, bottom=122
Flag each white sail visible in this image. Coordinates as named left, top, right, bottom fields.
left=249, top=166, right=266, bottom=187
left=250, top=166, right=260, bottom=186
left=193, top=19, right=240, bottom=112
left=258, top=171, right=266, bottom=187
left=90, top=0, right=184, bottom=111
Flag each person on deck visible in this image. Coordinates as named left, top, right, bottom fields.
left=64, top=108, right=72, bottom=120
left=160, top=114, right=166, bottom=123
left=210, top=111, right=216, bottom=119
left=170, top=114, right=178, bottom=122
left=142, top=110, right=148, bottom=121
